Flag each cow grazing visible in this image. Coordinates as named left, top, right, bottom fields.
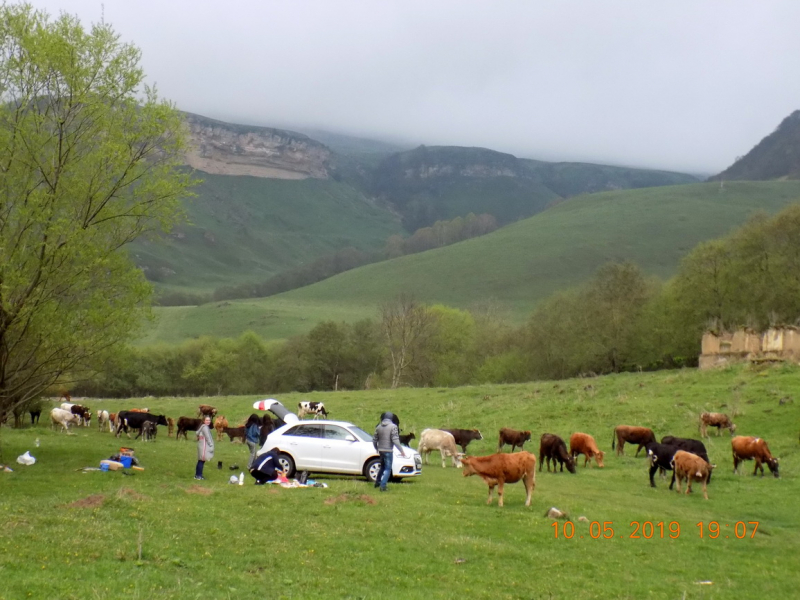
left=197, top=404, right=217, bottom=418
left=418, top=429, right=462, bottom=468
left=441, top=428, right=483, bottom=453
left=700, top=412, right=736, bottom=438
left=214, top=416, right=229, bottom=441
left=660, top=435, right=711, bottom=478
left=167, top=417, right=175, bottom=438
left=539, top=434, right=576, bottom=474
left=97, top=410, right=114, bottom=433
left=498, top=428, right=532, bottom=452
left=671, top=450, right=713, bottom=500
left=732, top=436, right=779, bottom=477
left=115, top=411, right=168, bottom=439
left=569, top=432, right=605, bottom=468
left=224, top=426, right=246, bottom=443
left=141, top=421, right=156, bottom=442
left=176, top=416, right=203, bottom=440
left=29, top=408, right=41, bottom=425
left=612, top=425, right=655, bottom=457
left=646, top=442, right=680, bottom=488
left=298, top=401, right=328, bottom=420
left=399, top=432, right=416, bottom=446
left=50, top=408, right=80, bottom=433
left=461, top=452, right=537, bottom=507
left=61, top=402, right=91, bottom=426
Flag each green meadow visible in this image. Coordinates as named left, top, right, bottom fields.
left=145, top=180, right=800, bottom=344
left=1, top=364, right=798, bottom=599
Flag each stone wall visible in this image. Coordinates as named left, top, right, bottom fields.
left=699, top=327, right=800, bottom=369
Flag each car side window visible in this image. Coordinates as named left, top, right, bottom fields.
left=324, top=425, right=354, bottom=441
left=285, top=424, right=322, bottom=438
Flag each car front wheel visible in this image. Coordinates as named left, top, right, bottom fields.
left=277, top=453, right=296, bottom=478
left=364, top=457, right=381, bottom=483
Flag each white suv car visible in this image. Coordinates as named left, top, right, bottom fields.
left=259, top=420, right=422, bottom=483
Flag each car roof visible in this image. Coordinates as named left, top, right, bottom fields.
left=279, top=419, right=360, bottom=428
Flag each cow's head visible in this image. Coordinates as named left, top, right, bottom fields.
left=594, top=450, right=605, bottom=468
left=565, top=455, right=577, bottom=474
left=473, top=429, right=483, bottom=440
left=729, top=423, right=737, bottom=433
left=461, top=457, right=476, bottom=477
left=523, top=431, right=532, bottom=442
left=157, top=414, right=168, bottom=426
left=767, top=457, right=780, bottom=477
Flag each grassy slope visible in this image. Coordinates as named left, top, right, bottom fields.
left=1, top=365, right=798, bottom=598
left=144, top=180, right=800, bottom=344
left=129, top=173, right=402, bottom=293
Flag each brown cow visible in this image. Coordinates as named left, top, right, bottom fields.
left=672, top=450, right=713, bottom=500
left=612, top=425, right=655, bottom=457
left=539, top=433, right=576, bottom=473
left=700, top=412, right=736, bottom=438
left=498, top=428, right=532, bottom=452
left=176, top=416, right=203, bottom=440
left=461, top=452, right=536, bottom=507
left=569, top=432, right=605, bottom=468
left=732, top=436, right=779, bottom=477
left=197, top=404, right=217, bottom=418
left=441, top=428, right=483, bottom=453
left=214, top=416, right=229, bottom=441
left=224, top=426, right=246, bottom=443
left=129, top=408, right=150, bottom=413
left=167, top=417, right=175, bottom=438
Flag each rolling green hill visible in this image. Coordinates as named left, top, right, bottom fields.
left=143, top=180, right=800, bottom=344
left=129, top=173, right=402, bottom=294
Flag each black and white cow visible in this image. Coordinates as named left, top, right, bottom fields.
left=115, top=410, right=168, bottom=439
left=298, top=401, right=328, bottom=420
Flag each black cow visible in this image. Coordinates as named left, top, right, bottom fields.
left=176, top=416, right=203, bottom=440
left=29, top=409, right=41, bottom=424
left=660, top=435, right=712, bottom=482
left=441, top=428, right=483, bottom=453
left=116, top=410, right=168, bottom=439
left=539, top=433, right=576, bottom=473
left=399, top=432, right=416, bottom=446
left=646, top=442, right=680, bottom=488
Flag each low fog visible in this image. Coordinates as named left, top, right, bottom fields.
left=26, top=1, right=800, bottom=174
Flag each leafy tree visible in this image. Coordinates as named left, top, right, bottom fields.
left=0, top=5, right=195, bottom=422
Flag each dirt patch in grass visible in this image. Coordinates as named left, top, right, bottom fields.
left=184, top=484, right=214, bottom=496
left=116, top=487, right=149, bottom=501
left=324, top=493, right=376, bottom=506
left=65, top=494, right=106, bottom=509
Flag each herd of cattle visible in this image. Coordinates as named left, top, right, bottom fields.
left=407, top=411, right=780, bottom=505
left=41, top=397, right=781, bottom=506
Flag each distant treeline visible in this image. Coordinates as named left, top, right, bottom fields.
left=86, top=203, right=800, bottom=396
left=157, top=213, right=498, bottom=305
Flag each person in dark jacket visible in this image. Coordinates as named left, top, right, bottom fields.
left=250, top=448, right=283, bottom=485
left=245, top=414, right=262, bottom=469
left=372, top=411, right=406, bottom=492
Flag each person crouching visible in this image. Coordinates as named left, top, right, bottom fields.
left=250, top=448, right=282, bottom=485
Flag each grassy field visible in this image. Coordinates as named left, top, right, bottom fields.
left=144, top=180, right=800, bottom=344
left=1, top=364, right=798, bottom=599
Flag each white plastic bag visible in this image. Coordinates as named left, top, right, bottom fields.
left=16, top=451, right=36, bottom=466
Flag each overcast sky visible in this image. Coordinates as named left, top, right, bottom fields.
left=26, top=1, right=800, bottom=174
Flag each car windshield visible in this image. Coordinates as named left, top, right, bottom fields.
left=350, top=426, right=373, bottom=442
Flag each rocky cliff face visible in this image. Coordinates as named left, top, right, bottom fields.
left=183, top=112, right=331, bottom=179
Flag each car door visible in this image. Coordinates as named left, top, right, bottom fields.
left=319, top=424, right=363, bottom=473
left=279, top=423, right=323, bottom=469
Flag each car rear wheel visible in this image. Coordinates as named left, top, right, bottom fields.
left=364, top=457, right=381, bottom=483
left=277, top=453, right=296, bottom=478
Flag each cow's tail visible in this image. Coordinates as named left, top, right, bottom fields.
left=611, top=428, right=616, bottom=450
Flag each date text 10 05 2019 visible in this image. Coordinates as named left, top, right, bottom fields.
left=552, top=521, right=760, bottom=539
